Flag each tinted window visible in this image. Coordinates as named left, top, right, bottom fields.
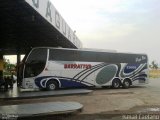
left=49, top=49, right=147, bottom=63
left=49, top=49, right=77, bottom=61
left=24, top=48, right=47, bottom=78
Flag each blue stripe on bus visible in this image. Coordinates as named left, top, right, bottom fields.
left=58, top=76, right=95, bottom=86
left=35, top=76, right=90, bottom=88
left=35, top=76, right=53, bottom=88
left=59, top=79, right=87, bottom=88
left=73, top=63, right=107, bottom=80
left=132, top=77, right=147, bottom=81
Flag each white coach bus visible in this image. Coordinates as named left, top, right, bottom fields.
left=18, top=47, right=149, bottom=90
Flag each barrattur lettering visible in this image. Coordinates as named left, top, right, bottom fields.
left=64, top=64, right=92, bottom=69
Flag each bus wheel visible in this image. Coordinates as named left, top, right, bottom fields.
left=46, top=81, right=58, bottom=91
left=122, top=79, right=131, bottom=89
left=112, top=79, right=121, bottom=89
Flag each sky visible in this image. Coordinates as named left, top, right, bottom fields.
left=5, top=0, right=160, bottom=65
left=50, top=0, right=160, bottom=64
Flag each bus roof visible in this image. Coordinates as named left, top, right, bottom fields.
left=32, top=47, right=147, bottom=56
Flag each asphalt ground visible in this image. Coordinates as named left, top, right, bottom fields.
left=0, top=78, right=160, bottom=120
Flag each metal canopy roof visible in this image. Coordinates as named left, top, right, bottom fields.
left=0, top=0, right=82, bottom=55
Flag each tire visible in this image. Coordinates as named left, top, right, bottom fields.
left=112, top=79, right=121, bottom=89
left=46, top=81, right=58, bottom=91
left=122, top=79, right=131, bottom=89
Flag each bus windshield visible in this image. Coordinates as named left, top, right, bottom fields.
left=24, top=48, right=47, bottom=78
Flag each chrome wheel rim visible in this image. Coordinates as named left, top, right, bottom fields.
left=114, top=82, right=119, bottom=88
left=49, top=84, right=56, bottom=90
left=124, top=81, right=129, bottom=87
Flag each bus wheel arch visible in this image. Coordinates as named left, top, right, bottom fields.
left=122, top=78, right=132, bottom=89
left=112, top=78, right=121, bottom=89
left=46, top=79, right=60, bottom=91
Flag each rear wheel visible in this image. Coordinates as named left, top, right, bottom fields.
left=122, top=79, right=131, bottom=89
left=46, top=81, right=58, bottom=91
left=112, top=79, right=121, bottom=89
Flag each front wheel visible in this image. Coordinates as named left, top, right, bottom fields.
left=46, top=81, right=58, bottom=91
left=112, top=79, right=121, bottom=89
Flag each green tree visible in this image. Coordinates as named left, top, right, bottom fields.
left=3, top=58, right=16, bottom=74
left=150, top=60, right=158, bottom=69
